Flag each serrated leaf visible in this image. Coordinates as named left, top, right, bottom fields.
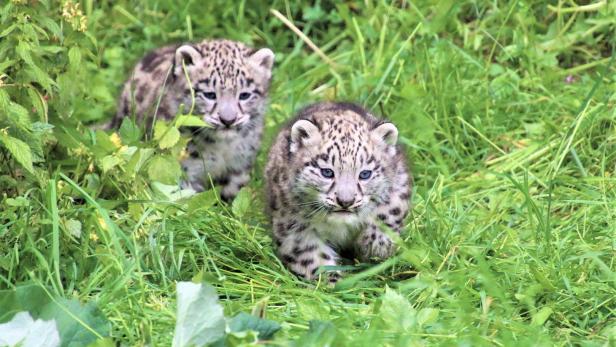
left=153, top=121, right=168, bottom=141
left=0, top=134, right=34, bottom=173
left=0, top=311, right=60, bottom=347
left=38, top=17, right=62, bottom=38
left=100, top=155, right=122, bottom=173
left=24, top=64, right=55, bottom=92
left=159, top=126, right=180, bottom=149
left=172, top=282, right=225, bottom=347
left=231, top=187, right=251, bottom=218
left=119, top=118, right=141, bottom=144
left=375, top=287, right=417, bottom=332
left=65, top=219, right=82, bottom=238
left=175, top=115, right=208, bottom=127
left=0, top=91, right=32, bottom=131
left=147, top=155, right=182, bottom=184
left=16, top=41, right=34, bottom=66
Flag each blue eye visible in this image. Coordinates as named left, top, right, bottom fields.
left=239, top=92, right=251, bottom=100
left=359, top=170, right=372, bottom=180
left=320, top=168, right=334, bottom=178
left=202, top=92, right=217, bottom=100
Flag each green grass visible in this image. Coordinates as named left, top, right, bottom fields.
left=1, top=1, right=615, bottom=345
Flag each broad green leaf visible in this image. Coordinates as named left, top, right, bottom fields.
left=417, top=308, right=439, bottom=327
left=0, top=284, right=110, bottom=346
left=172, top=282, right=225, bottom=347
left=159, top=126, right=180, bottom=149
left=228, top=312, right=281, bottom=340
left=175, top=115, right=208, bottom=127
left=0, top=134, right=34, bottom=173
left=293, top=320, right=345, bottom=347
left=119, top=118, right=142, bottom=144
left=0, top=311, right=60, bottom=347
left=118, top=145, right=137, bottom=161
left=147, top=155, right=182, bottom=184
left=94, top=131, right=117, bottom=154
left=100, top=155, right=122, bottom=173
left=126, top=148, right=154, bottom=175
left=375, top=287, right=417, bottom=332
left=39, top=299, right=109, bottom=347
left=186, top=190, right=218, bottom=212
left=153, top=121, right=168, bottom=141
left=231, top=187, right=251, bottom=218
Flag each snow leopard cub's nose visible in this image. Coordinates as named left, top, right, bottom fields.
left=336, top=196, right=355, bottom=209
left=218, top=99, right=238, bottom=127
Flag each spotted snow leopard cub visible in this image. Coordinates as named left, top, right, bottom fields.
left=112, top=39, right=275, bottom=201
left=265, top=102, right=412, bottom=282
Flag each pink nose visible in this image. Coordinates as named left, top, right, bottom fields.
left=218, top=103, right=237, bottom=126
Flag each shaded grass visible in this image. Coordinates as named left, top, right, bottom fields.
left=1, top=0, right=616, bottom=345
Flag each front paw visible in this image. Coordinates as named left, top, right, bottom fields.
left=359, top=232, right=396, bottom=261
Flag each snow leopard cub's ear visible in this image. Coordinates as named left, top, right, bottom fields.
left=290, top=119, right=321, bottom=153
left=371, top=122, right=398, bottom=147
left=174, top=45, right=202, bottom=76
left=247, top=48, right=275, bottom=79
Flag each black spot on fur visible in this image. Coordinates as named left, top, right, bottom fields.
left=135, top=87, right=145, bottom=103
left=141, top=51, right=163, bottom=72
left=282, top=254, right=296, bottom=264
left=389, top=207, right=401, bottom=215
left=300, top=258, right=314, bottom=267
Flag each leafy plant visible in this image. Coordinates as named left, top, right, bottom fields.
left=0, top=283, right=110, bottom=346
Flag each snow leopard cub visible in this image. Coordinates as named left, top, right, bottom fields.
left=265, top=102, right=412, bottom=283
left=112, top=39, right=275, bottom=201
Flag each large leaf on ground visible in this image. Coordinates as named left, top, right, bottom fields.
left=0, top=284, right=110, bottom=347
left=0, top=311, right=60, bottom=347
left=172, top=282, right=226, bottom=347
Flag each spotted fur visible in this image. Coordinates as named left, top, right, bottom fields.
left=265, top=102, right=412, bottom=282
left=112, top=39, right=275, bottom=201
